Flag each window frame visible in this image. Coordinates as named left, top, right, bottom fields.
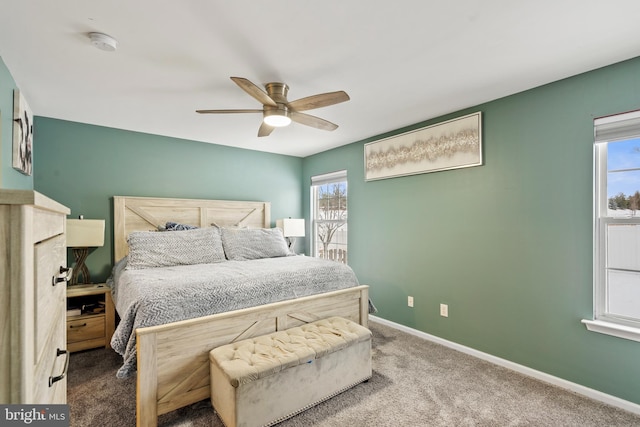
left=583, top=110, right=640, bottom=342
left=310, top=170, right=348, bottom=263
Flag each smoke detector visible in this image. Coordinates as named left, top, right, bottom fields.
left=89, top=32, right=118, bottom=52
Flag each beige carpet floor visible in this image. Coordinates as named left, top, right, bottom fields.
left=67, top=320, right=640, bottom=426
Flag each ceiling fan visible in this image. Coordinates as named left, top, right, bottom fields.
left=196, top=77, right=350, bottom=137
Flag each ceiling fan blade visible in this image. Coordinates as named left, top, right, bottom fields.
left=258, top=122, right=275, bottom=137
left=196, top=109, right=263, bottom=114
left=287, top=91, right=350, bottom=111
left=230, top=77, right=277, bottom=107
left=290, top=111, right=339, bottom=131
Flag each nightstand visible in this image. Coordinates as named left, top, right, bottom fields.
left=66, top=283, right=115, bottom=352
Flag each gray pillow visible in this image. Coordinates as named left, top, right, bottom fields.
left=221, top=227, right=290, bottom=261
left=126, top=227, right=225, bottom=270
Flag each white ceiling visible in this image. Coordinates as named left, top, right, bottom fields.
left=1, top=1, right=640, bottom=158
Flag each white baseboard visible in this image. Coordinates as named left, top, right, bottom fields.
left=369, top=315, right=640, bottom=416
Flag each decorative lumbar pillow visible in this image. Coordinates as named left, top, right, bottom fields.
left=127, top=227, right=225, bottom=269
left=164, top=221, right=199, bottom=231
left=221, top=227, right=290, bottom=261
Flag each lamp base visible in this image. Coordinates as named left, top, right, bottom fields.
left=71, top=247, right=92, bottom=285
left=287, top=237, right=297, bottom=255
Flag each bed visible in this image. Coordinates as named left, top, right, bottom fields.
left=110, top=196, right=369, bottom=427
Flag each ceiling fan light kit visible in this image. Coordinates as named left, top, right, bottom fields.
left=263, top=107, right=292, bottom=127
left=196, top=77, right=350, bottom=137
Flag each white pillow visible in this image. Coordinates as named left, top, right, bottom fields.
left=221, top=227, right=290, bottom=261
left=126, top=227, right=225, bottom=270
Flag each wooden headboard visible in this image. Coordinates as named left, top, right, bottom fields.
left=113, top=196, right=271, bottom=262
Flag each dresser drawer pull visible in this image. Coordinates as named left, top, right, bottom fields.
left=48, top=348, right=70, bottom=387
left=70, top=323, right=87, bottom=328
left=51, top=266, right=72, bottom=286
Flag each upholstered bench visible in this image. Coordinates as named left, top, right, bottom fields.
left=209, top=316, right=372, bottom=427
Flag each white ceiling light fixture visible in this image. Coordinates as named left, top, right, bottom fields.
left=263, top=107, right=292, bottom=127
left=89, top=32, right=118, bottom=52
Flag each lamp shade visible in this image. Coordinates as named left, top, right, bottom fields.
left=67, top=219, right=105, bottom=247
left=276, top=218, right=305, bottom=237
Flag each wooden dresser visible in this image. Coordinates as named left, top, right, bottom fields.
left=0, top=190, right=71, bottom=404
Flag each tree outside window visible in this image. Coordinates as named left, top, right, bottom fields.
left=312, top=172, right=348, bottom=263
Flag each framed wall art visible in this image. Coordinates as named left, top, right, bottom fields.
left=13, top=89, right=33, bottom=176
left=364, top=112, right=482, bottom=181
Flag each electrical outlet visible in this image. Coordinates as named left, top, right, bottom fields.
left=440, top=303, right=449, bottom=317
left=408, top=296, right=414, bottom=307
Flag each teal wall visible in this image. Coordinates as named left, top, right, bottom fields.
left=303, top=56, right=640, bottom=404
left=34, top=118, right=303, bottom=282
left=0, top=56, right=33, bottom=189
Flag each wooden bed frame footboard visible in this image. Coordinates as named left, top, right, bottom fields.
left=135, top=285, right=369, bottom=427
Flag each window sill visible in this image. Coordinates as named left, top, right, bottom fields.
left=581, top=319, right=640, bottom=343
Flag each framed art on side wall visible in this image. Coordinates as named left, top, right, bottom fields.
left=364, top=112, right=482, bottom=181
left=12, top=89, right=33, bottom=176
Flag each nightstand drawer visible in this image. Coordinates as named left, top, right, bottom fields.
left=67, top=315, right=104, bottom=344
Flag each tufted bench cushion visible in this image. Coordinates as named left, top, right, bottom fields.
left=209, top=316, right=372, bottom=427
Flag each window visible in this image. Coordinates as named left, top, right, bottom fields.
left=584, top=110, right=640, bottom=342
left=311, top=170, right=348, bottom=264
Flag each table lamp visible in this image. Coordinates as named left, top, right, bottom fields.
left=276, top=218, right=305, bottom=253
left=66, top=217, right=105, bottom=285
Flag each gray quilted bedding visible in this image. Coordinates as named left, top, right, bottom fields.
left=108, top=255, right=361, bottom=378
